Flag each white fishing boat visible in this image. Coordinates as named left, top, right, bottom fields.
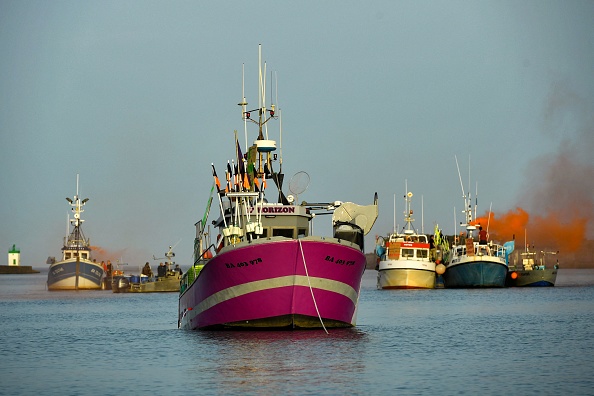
left=47, top=175, right=104, bottom=290
left=376, top=190, right=442, bottom=289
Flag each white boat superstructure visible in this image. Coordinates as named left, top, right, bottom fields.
left=376, top=190, right=438, bottom=289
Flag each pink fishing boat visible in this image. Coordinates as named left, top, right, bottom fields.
left=178, top=47, right=378, bottom=330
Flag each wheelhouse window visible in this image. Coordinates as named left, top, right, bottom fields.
left=401, top=248, right=414, bottom=258
left=417, top=249, right=428, bottom=259
left=272, top=228, right=294, bottom=238
left=297, top=228, right=307, bottom=238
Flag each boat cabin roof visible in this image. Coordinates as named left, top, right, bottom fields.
left=388, top=233, right=428, bottom=243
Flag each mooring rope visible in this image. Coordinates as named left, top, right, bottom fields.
left=298, top=239, right=328, bottom=334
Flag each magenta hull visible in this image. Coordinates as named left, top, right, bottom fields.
left=179, top=238, right=366, bottom=329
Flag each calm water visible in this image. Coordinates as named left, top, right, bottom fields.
left=1, top=269, right=594, bottom=395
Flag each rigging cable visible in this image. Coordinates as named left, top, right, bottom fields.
left=298, top=239, right=328, bottom=334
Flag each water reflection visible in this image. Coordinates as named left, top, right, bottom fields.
left=185, top=328, right=368, bottom=394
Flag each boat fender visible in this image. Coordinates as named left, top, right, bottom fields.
left=511, top=272, right=518, bottom=279
left=435, top=263, right=446, bottom=275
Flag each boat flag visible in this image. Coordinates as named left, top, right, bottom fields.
left=236, top=138, right=246, bottom=176
left=503, top=240, right=515, bottom=264
left=211, top=164, right=221, bottom=191
left=235, top=140, right=251, bottom=191
left=211, top=163, right=228, bottom=229
left=226, top=161, right=232, bottom=192
left=243, top=172, right=250, bottom=190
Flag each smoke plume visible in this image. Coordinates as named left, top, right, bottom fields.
left=475, top=82, right=594, bottom=252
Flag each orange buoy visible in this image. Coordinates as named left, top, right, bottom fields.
left=511, top=272, right=518, bottom=279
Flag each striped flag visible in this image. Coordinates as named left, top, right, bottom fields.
left=211, top=164, right=221, bottom=191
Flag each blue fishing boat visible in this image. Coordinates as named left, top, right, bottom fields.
left=442, top=157, right=508, bottom=288
left=443, top=232, right=508, bottom=288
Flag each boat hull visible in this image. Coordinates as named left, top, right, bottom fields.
left=47, top=259, right=104, bottom=290
left=111, top=276, right=130, bottom=293
left=506, top=268, right=557, bottom=287
left=377, top=261, right=436, bottom=289
left=129, top=276, right=181, bottom=293
left=443, top=259, right=507, bottom=288
left=178, top=237, right=366, bottom=330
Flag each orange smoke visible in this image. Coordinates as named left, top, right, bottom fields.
left=473, top=144, right=593, bottom=253
left=472, top=81, right=594, bottom=255
left=474, top=207, right=587, bottom=252
left=90, top=246, right=129, bottom=263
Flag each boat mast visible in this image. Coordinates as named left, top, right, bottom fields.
left=455, top=155, right=474, bottom=239
left=421, top=194, right=424, bottom=235
left=64, top=174, right=90, bottom=256
left=401, top=179, right=415, bottom=234
left=241, top=45, right=281, bottom=202
left=404, top=191, right=414, bottom=234
left=393, top=194, right=396, bottom=234
left=241, top=63, right=248, bottom=151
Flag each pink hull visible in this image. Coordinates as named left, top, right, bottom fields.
left=179, top=239, right=366, bottom=329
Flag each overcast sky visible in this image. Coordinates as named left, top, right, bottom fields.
left=1, top=0, right=593, bottom=268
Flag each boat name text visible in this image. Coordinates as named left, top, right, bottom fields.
left=248, top=206, right=296, bottom=214
left=325, top=256, right=356, bottom=266
left=225, top=257, right=263, bottom=269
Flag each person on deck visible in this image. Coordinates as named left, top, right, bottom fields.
left=142, top=262, right=154, bottom=278
left=458, top=232, right=466, bottom=245
left=478, top=226, right=491, bottom=255
left=157, top=262, right=166, bottom=278
left=429, top=235, right=436, bottom=261
left=478, top=226, right=488, bottom=245
left=174, top=264, right=183, bottom=276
